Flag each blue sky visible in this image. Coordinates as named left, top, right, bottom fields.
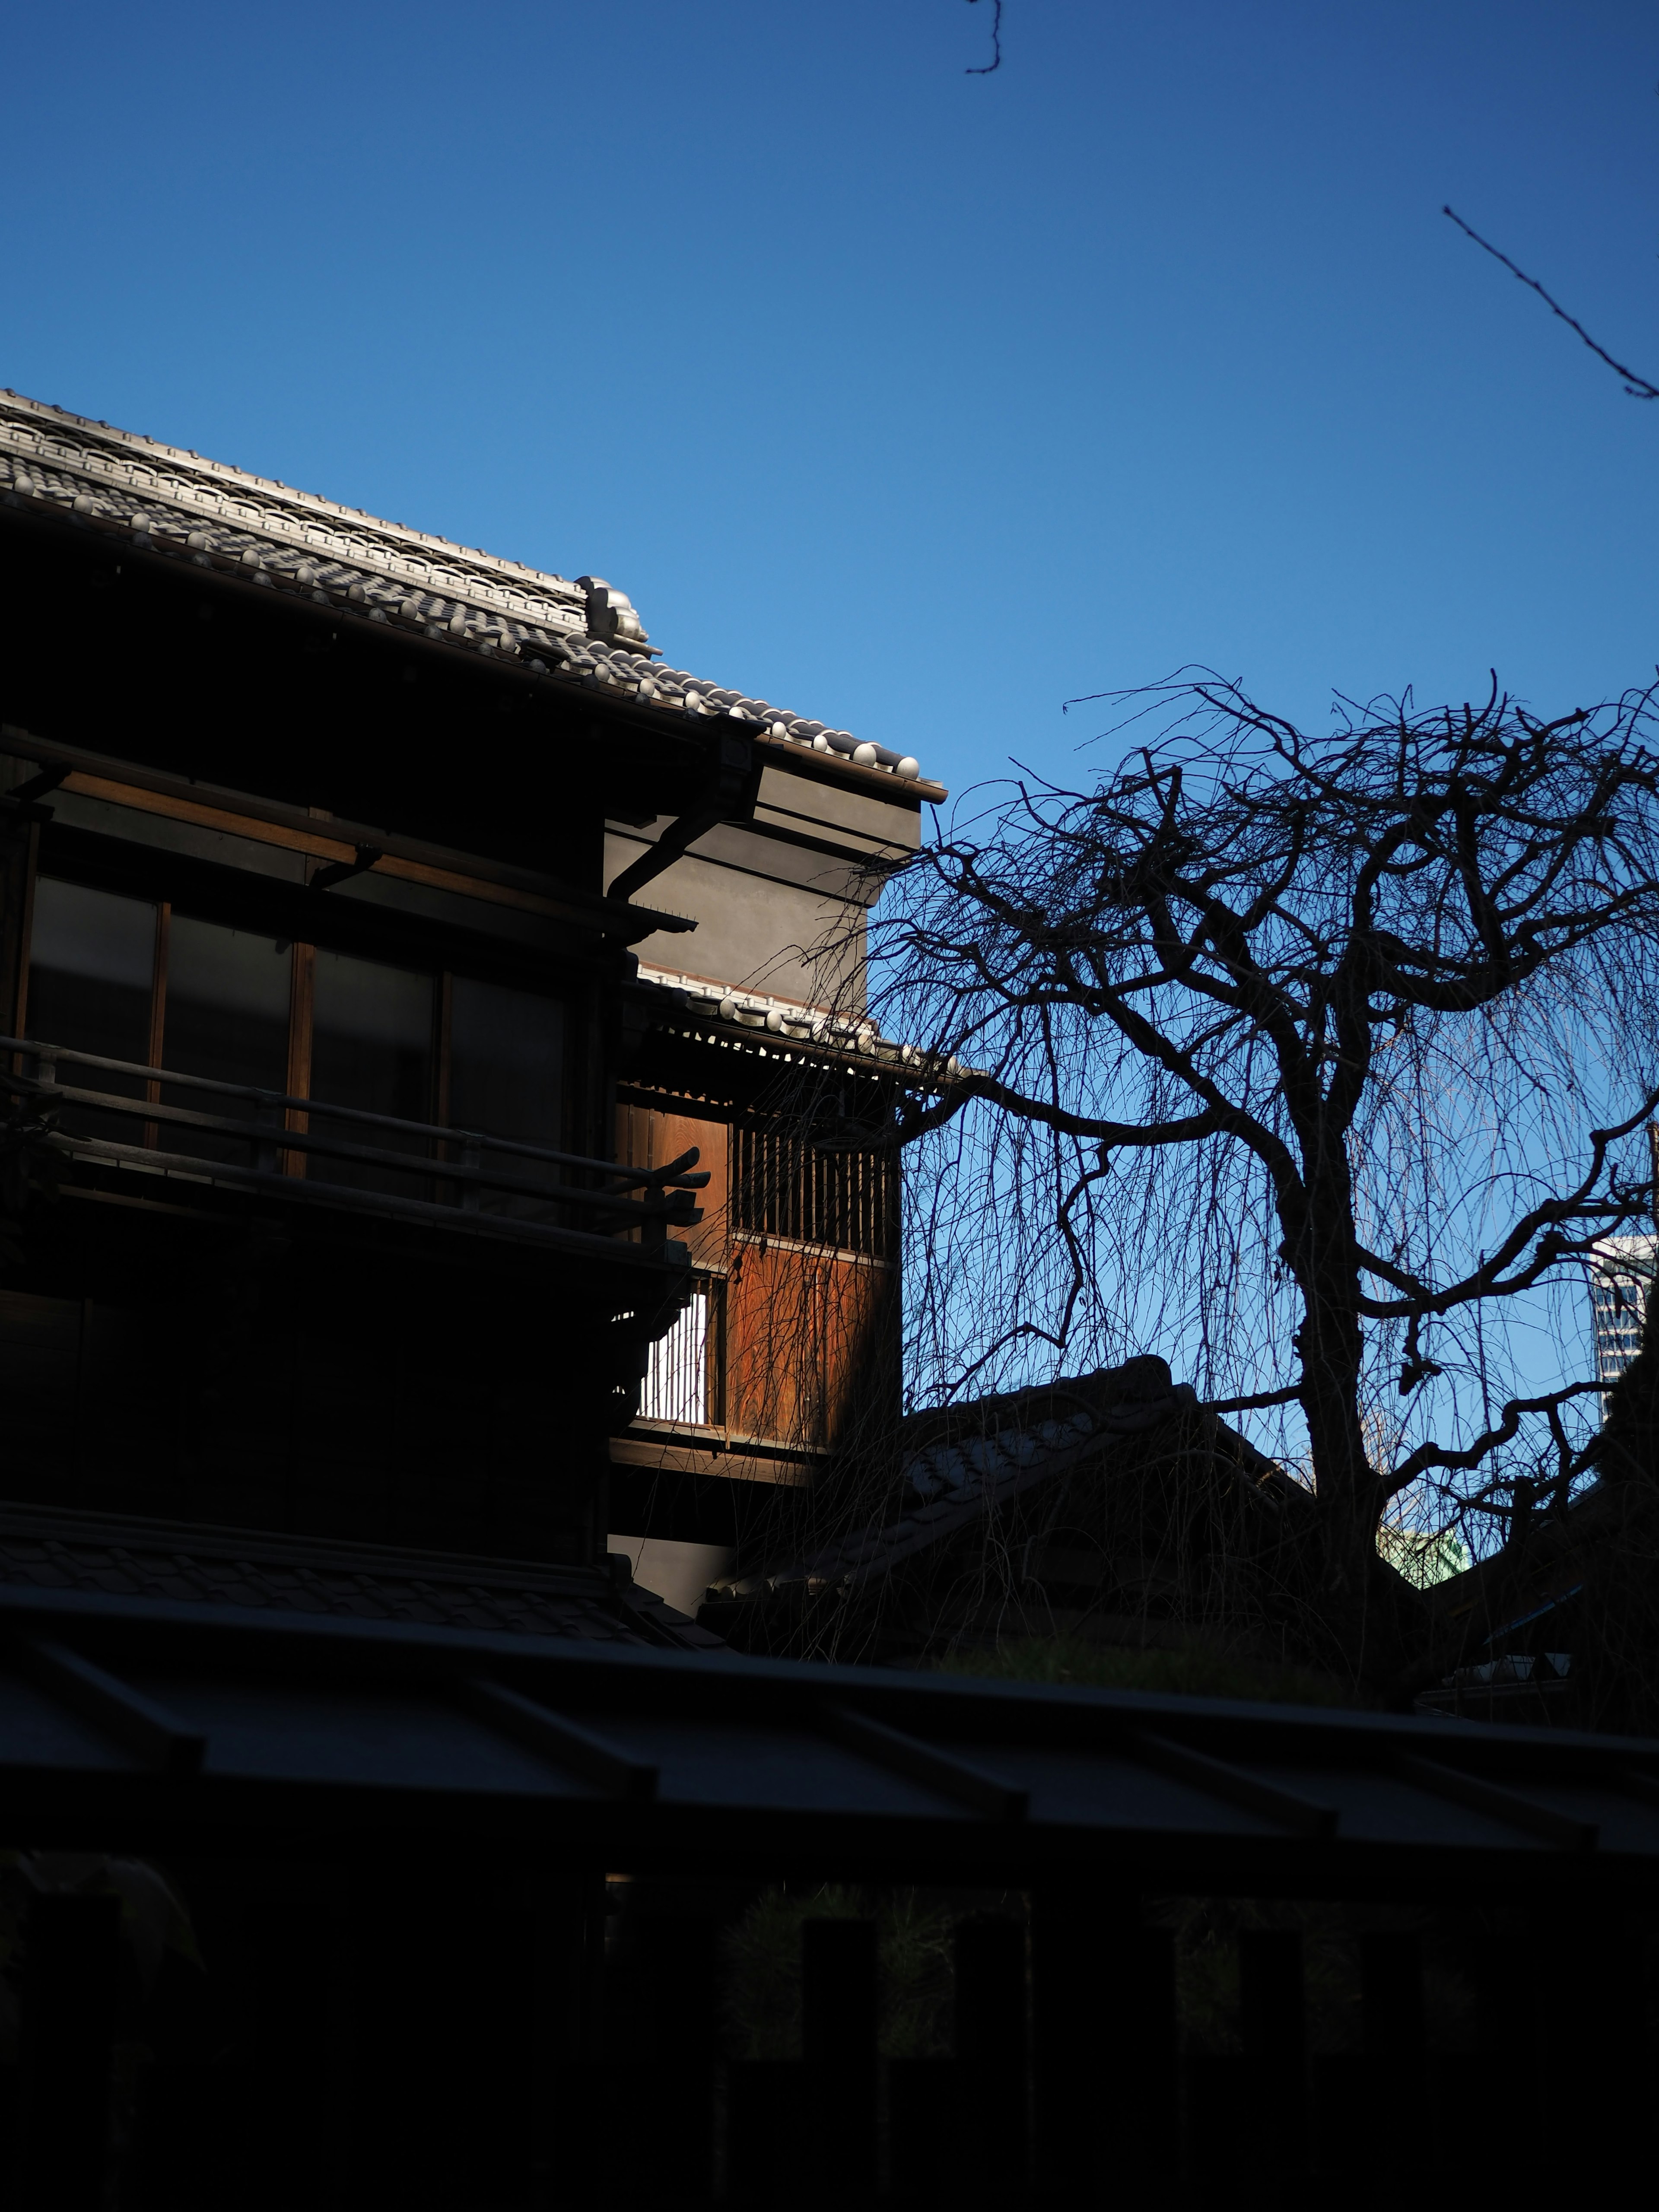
left=4, top=1, right=1656, bottom=801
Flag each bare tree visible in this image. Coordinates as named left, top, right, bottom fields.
left=853, top=676, right=1659, bottom=1682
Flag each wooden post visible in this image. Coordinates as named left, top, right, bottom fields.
left=1535, top=1909, right=1643, bottom=2198
left=1098, top=1925, right=1177, bottom=2196
left=953, top=1915, right=1027, bottom=2198
left=726, top=2061, right=810, bottom=2207
left=802, top=1916, right=877, bottom=2198
left=1030, top=1891, right=1106, bottom=2200
left=1240, top=1929, right=1305, bottom=2175
left=1361, top=1932, right=1424, bottom=2063
left=462, top=1899, right=541, bottom=2206
left=345, top=1863, right=467, bottom=2212
left=1314, top=1932, right=1426, bottom=2183
left=887, top=2058, right=959, bottom=2209
left=345, top=1872, right=419, bottom=2207
left=16, top=1892, right=121, bottom=2212
left=638, top=1915, right=718, bottom=2204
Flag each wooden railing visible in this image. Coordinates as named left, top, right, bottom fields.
left=0, top=1035, right=706, bottom=1266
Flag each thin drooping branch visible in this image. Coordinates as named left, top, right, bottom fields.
left=1443, top=205, right=1659, bottom=401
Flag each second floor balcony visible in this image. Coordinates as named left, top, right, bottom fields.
left=1, top=1034, right=705, bottom=1279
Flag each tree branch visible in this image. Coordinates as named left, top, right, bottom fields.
left=1200, top=1383, right=1303, bottom=1414
left=1443, top=205, right=1659, bottom=401
left=964, top=0, right=1002, bottom=73
left=1389, top=1378, right=1607, bottom=1492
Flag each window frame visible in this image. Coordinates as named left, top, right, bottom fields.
left=19, top=867, right=573, bottom=1171
left=635, top=1272, right=726, bottom=1433
left=730, top=1116, right=898, bottom=1265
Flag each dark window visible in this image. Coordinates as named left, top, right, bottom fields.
left=24, top=877, right=156, bottom=1140
left=309, top=950, right=435, bottom=1193
left=163, top=915, right=292, bottom=1162
left=448, top=977, right=564, bottom=1217
left=732, top=1124, right=896, bottom=1259
left=23, top=873, right=576, bottom=1212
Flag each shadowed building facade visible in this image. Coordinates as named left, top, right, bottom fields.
left=0, top=388, right=938, bottom=1607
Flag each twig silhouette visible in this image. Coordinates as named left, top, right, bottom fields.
left=1444, top=205, right=1659, bottom=401
left=966, top=0, right=1002, bottom=74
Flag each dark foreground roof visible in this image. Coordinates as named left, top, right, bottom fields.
left=3, top=1576, right=1659, bottom=1897
left=0, top=1502, right=720, bottom=1651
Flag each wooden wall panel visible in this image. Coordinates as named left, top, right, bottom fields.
left=725, top=1244, right=897, bottom=1451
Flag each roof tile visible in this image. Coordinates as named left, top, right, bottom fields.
left=0, top=388, right=929, bottom=783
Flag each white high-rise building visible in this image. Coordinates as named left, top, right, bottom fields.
left=1589, top=1235, right=1656, bottom=1413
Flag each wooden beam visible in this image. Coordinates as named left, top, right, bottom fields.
left=1395, top=1752, right=1597, bottom=1852
left=11, top=1637, right=206, bottom=1775
left=458, top=1677, right=658, bottom=1800
left=1128, top=1730, right=1337, bottom=1840
left=819, top=1702, right=1027, bottom=1821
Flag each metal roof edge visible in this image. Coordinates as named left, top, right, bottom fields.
left=3, top=1581, right=1656, bottom=1772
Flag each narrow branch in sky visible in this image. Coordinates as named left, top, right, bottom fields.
left=1443, top=205, right=1659, bottom=401
left=965, top=0, right=1003, bottom=75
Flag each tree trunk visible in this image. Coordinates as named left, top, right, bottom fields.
left=1286, top=1149, right=1398, bottom=1683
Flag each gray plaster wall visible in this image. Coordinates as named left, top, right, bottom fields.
left=604, top=760, right=923, bottom=1005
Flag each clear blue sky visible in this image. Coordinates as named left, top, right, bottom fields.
left=3, top=0, right=1656, bottom=797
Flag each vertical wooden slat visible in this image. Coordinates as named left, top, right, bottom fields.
left=1583, top=1913, right=1644, bottom=2196
left=283, top=938, right=314, bottom=1176
left=726, top=2061, right=810, bottom=2207
left=1358, top=1931, right=1427, bottom=2191
left=1240, top=1928, right=1305, bottom=2175
left=954, top=1916, right=1027, bottom=2197
left=1316, top=1932, right=1426, bottom=2183
left=1031, top=1891, right=1106, bottom=2198
left=17, top=1891, right=121, bottom=2212
left=346, top=1866, right=447, bottom=2212
left=888, top=2058, right=959, bottom=2209
left=434, top=969, right=455, bottom=1201
left=1361, top=1932, right=1424, bottom=2061
left=643, top=1916, right=718, bottom=2204
left=1099, top=1925, right=1177, bottom=2195
left=432, top=964, right=451, bottom=1126
left=346, top=1866, right=543, bottom=2212
left=142, top=899, right=168, bottom=1149
left=1532, top=1909, right=1642, bottom=2198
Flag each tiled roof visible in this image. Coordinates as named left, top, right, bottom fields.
left=0, top=1502, right=723, bottom=1650
left=637, top=961, right=907, bottom=1057
left=717, top=1363, right=1214, bottom=1601
left=0, top=389, right=930, bottom=783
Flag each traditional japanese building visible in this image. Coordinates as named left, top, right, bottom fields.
left=0, top=388, right=940, bottom=1616
left=3, top=399, right=1656, bottom=2212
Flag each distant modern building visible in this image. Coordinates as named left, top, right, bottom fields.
left=1589, top=1234, right=1656, bottom=1413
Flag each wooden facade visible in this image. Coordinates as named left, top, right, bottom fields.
left=0, top=393, right=940, bottom=1587
left=610, top=1016, right=908, bottom=1602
